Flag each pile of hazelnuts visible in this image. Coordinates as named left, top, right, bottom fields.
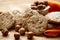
left=1, top=24, right=34, bottom=40
left=14, top=24, right=34, bottom=40
left=31, top=1, right=48, bottom=10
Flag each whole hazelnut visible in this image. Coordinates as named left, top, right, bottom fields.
left=25, top=32, right=34, bottom=39
left=43, top=1, right=48, bottom=6
left=34, top=1, right=40, bottom=6
left=15, top=25, right=21, bottom=32
left=14, top=32, right=20, bottom=39
left=37, top=4, right=46, bottom=10
left=19, top=28, right=25, bottom=35
left=31, top=6, right=37, bottom=10
left=0, top=12, right=2, bottom=14
left=39, top=2, right=44, bottom=4
left=1, top=28, right=9, bottom=36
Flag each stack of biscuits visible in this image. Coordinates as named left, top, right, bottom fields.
left=0, top=9, right=48, bottom=36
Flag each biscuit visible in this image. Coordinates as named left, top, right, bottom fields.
left=45, top=12, right=60, bottom=24
left=25, top=10, right=48, bottom=35
left=12, top=10, right=39, bottom=26
left=0, top=12, right=14, bottom=29
left=12, top=10, right=25, bottom=26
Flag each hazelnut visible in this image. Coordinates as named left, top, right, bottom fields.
left=37, top=4, right=46, bottom=10
left=39, top=2, right=44, bottom=4
left=31, top=6, right=37, bottom=10
left=0, top=12, right=2, bottom=14
left=19, top=28, right=25, bottom=35
left=15, top=25, right=21, bottom=32
left=25, top=32, right=34, bottom=39
left=43, top=1, right=48, bottom=6
left=19, top=24, right=23, bottom=26
left=34, top=1, right=40, bottom=6
left=14, top=32, right=20, bottom=39
left=1, top=28, right=9, bottom=36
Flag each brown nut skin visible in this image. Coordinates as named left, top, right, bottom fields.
left=19, top=28, right=25, bottom=35
left=39, top=1, right=48, bottom=6
left=1, top=28, right=9, bottom=36
left=37, top=4, right=46, bottom=10
left=43, top=1, right=48, bottom=6
left=34, top=1, right=40, bottom=6
left=39, top=2, right=44, bottom=4
left=15, top=25, right=21, bottom=32
left=14, top=32, right=20, bottom=39
left=25, top=32, right=34, bottom=39
left=0, top=12, right=2, bottom=14
left=31, top=6, right=37, bottom=10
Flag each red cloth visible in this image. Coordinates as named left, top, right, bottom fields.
left=48, top=1, right=60, bottom=12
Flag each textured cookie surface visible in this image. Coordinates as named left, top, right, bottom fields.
left=45, top=12, right=60, bottom=24
left=25, top=10, right=48, bottom=35
left=12, top=10, right=26, bottom=26
left=0, top=12, right=14, bottom=29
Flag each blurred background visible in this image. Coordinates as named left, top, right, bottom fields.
left=0, top=0, right=59, bottom=12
